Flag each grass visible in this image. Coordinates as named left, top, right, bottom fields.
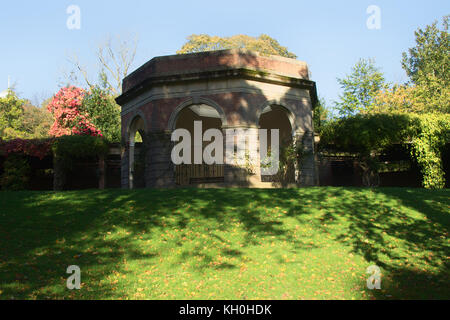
left=0, top=187, right=449, bottom=300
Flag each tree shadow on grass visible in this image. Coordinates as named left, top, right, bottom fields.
left=0, top=188, right=315, bottom=299
left=308, top=187, right=450, bottom=299
left=0, top=187, right=448, bottom=299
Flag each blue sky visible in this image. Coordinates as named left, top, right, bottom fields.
left=0, top=0, right=448, bottom=108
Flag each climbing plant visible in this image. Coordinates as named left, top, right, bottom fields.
left=320, top=113, right=450, bottom=189
left=408, top=114, right=450, bottom=189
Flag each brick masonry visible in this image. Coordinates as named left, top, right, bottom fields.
left=116, top=49, right=318, bottom=189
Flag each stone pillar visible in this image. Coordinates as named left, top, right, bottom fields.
left=98, top=154, right=106, bottom=190
left=293, top=134, right=300, bottom=184
left=128, top=142, right=135, bottom=189
left=53, top=156, right=66, bottom=191
left=146, top=131, right=175, bottom=188
left=295, top=131, right=317, bottom=186
left=121, top=144, right=130, bottom=189
left=223, top=126, right=261, bottom=186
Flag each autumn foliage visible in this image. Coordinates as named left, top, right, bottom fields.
left=47, top=86, right=102, bottom=137
left=1, top=138, right=53, bottom=159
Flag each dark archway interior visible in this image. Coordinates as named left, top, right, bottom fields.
left=259, top=105, right=295, bottom=183
left=174, top=104, right=224, bottom=185
left=128, top=116, right=146, bottom=189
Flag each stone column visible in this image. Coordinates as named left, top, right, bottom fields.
left=223, top=126, right=261, bottom=186
left=295, top=131, right=317, bottom=186
left=121, top=143, right=130, bottom=189
left=128, top=141, right=135, bottom=189
left=146, top=131, right=175, bottom=188
left=53, top=156, right=66, bottom=191
left=98, top=154, right=106, bottom=190
left=293, top=133, right=300, bottom=184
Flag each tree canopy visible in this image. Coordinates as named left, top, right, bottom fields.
left=47, top=86, right=101, bottom=138
left=313, top=96, right=329, bottom=132
left=324, top=16, right=450, bottom=188
left=366, top=16, right=450, bottom=115
left=402, top=15, right=449, bottom=86
left=0, top=90, right=52, bottom=141
left=177, top=34, right=297, bottom=59
left=46, top=85, right=121, bottom=142
left=79, top=85, right=121, bottom=142
left=0, top=90, right=26, bottom=140
left=334, top=58, right=386, bottom=117
left=67, top=34, right=138, bottom=96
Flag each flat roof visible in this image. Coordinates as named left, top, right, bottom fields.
left=117, top=49, right=317, bottom=106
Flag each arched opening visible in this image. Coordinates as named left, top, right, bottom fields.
left=128, top=116, right=146, bottom=189
left=174, top=104, right=224, bottom=185
left=259, top=104, right=296, bottom=183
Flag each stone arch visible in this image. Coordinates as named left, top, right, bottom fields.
left=168, top=96, right=227, bottom=131
left=127, top=113, right=147, bottom=189
left=126, top=110, right=148, bottom=143
left=257, top=100, right=296, bottom=134
left=258, top=101, right=296, bottom=184
left=169, top=97, right=226, bottom=185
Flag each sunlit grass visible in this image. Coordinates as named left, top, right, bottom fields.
left=0, top=187, right=448, bottom=300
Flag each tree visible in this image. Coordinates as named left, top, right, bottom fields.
left=369, top=16, right=450, bottom=115
left=47, top=86, right=102, bottom=137
left=80, top=85, right=121, bottom=142
left=334, top=58, right=386, bottom=117
left=0, top=90, right=53, bottom=140
left=21, top=102, right=53, bottom=139
left=371, top=80, right=449, bottom=114
left=64, top=35, right=134, bottom=141
left=47, top=85, right=122, bottom=142
left=313, top=97, right=329, bottom=132
left=68, top=34, right=138, bottom=96
left=177, top=34, right=297, bottom=59
left=0, top=90, right=26, bottom=140
left=402, top=15, right=449, bottom=86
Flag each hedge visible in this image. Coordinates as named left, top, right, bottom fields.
left=320, top=113, right=450, bottom=189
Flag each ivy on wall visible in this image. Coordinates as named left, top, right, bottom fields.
left=408, top=114, right=450, bottom=189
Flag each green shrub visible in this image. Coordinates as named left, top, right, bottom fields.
left=1, top=154, right=31, bottom=190
left=80, top=86, right=121, bottom=143
left=52, top=135, right=109, bottom=167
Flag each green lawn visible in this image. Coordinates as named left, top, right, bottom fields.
left=0, top=187, right=449, bottom=300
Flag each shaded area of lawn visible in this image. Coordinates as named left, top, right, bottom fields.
left=0, top=187, right=448, bottom=299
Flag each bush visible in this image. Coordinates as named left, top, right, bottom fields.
left=1, top=154, right=31, bottom=190
left=80, top=86, right=121, bottom=142
left=52, top=135, right=109, bottom=166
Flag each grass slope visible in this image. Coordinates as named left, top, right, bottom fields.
left=0, top=187, right=449, bottom=300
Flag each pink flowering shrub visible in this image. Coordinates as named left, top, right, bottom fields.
left=47, top=86, right=102, bottom=137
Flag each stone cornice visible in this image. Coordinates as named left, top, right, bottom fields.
left=116, top=68, right=318, bottom=107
